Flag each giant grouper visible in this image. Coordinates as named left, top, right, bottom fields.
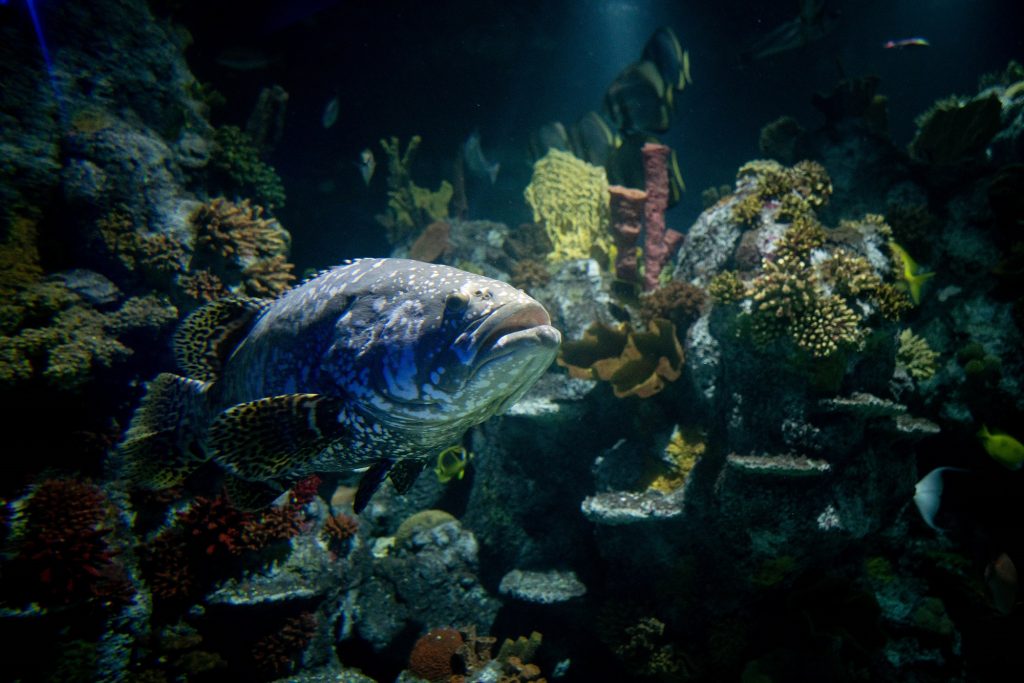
left=118, top=258, right=561, bottom=512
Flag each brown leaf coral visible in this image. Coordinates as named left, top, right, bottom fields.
left=558, top=319, right=684, bottom=398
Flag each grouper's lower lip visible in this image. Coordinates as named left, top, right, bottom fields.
left=470, top=303, right=560, bottom=368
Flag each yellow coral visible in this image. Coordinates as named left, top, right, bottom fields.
left=524, top=149, right=611, bottom=263
left=897, top=329, right=939, bottom=380
left=649, top=425, right=705, bottom=493
left=377, top=135, right=453, bottom=244
left=410, top=181, right=453, bottom=224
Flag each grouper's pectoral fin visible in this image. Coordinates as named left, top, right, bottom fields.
left=353, top=458, right=426, bottom=514
left=174, top=297, right=270, bottom=382
left=224, top=474, right=285, bottom=511
left=208, top=394, right=347, bottom=481
left=118, top=372, right=210, bottom=489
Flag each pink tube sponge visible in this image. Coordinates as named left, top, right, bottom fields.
left=641, top=143, right=684, bottom=291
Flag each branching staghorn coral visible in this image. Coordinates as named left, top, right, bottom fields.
left=731, top=159, right=833, bottom=226
left=896, top=329, right=939, bottom=380
left=731, top=213, right=908, bottom=359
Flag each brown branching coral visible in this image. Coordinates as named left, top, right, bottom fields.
left=708, top=271, right=748, bottom=304
left=509, top=259, right=551, bottom=293
left=242, top=254, right=295, bottom=297
left=96, top=207, right=188, bottom=277
left=189, top=197, right=295, bottom=299
left=177, top=269, right=228, bottom=303
left=193, top=197, right=289, bottom=261
left=639, top=280, right=706, bottom=330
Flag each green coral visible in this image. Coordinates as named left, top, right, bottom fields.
left=2, top=289, right=177, bottom=390
left=376, top=136, right=452, bottom=244
left=896, top=329, right=939, bottom=380
left=0, top=218, right=178, bottom=390
left=524, top=148, right=611, bottom=263
left=211, top=126, right=286, bottom=209
left=909, top=94, right=1002, bottom=165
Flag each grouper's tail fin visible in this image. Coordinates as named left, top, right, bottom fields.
left=117, top=372, right=211, bottom=489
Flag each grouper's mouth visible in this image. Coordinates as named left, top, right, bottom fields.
left=468, top=302, right=560, bottom=374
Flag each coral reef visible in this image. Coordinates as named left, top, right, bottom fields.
left=251, top=612, right=318, bottom=676
left=409, top=220, right=452, bottom=262
left=758, top=115, right=806, bottom=164
left=408, top=627, right=463, bottom=682
left=638, top=280, right=706, bottom=330
left=2, top=478, right=132, bottom=608
left=210, top=125, right=287, bottom=209
left=377, top=135, right=453, bottom=244
left=557, top=318, right=684, bottom=398
left=641, top=143, right=685, bottom=291
left=896, top=329, right=939, bottom=381
left=608, top=185, right=645, bottom=283
left=1, top=282, right=177, bottom=391
left=189, top=197, right=295, bottom=299
left=524, top=148, right=611, bottom=263
left=909, top=94, right=1002, bottom=166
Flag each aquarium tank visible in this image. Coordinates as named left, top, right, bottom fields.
left=1, top=0, right=1023, bottom=681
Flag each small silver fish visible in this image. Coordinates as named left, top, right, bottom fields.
left=322, top=95, right=339, bottom=129
left=119, top=259, right=560, bottom=512
left=462, top=130, right=500, bottom=184
left=356, top=148, right=376, bottom=185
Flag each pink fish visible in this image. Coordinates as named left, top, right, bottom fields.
left=883, top=37, right=930, bottom=49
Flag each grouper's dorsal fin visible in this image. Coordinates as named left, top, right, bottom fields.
left=174, top=297, right=270, bottom=381
left=119, top=372, right=210, bottom=489
left=208, top=393, right=347, bottom=481
left=353, top=458, right=426, bottom=514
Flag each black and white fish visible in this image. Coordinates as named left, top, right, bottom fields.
left=119, top=259, right=560, bottom=512
left=462, top=130, right=500, bottom=184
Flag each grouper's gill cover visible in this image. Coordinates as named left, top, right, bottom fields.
left=119, top=258, right=561, bottom=512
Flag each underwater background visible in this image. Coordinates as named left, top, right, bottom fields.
left=1, top=0, right=1023, bottom=681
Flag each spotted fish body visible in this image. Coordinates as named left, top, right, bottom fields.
left=120, top=258, right=561, bottom=511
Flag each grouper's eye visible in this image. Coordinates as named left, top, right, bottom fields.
left=445, top=291, right=469, bottom=314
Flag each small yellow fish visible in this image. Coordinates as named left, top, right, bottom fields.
left=889, top=241, right=935, bottom=305
left=978, top=425, right=1024, bottom=469
left=434, top=445, right=473, bottom=483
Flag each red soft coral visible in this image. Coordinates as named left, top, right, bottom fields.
left=10, top=479, right=131, bottom=606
